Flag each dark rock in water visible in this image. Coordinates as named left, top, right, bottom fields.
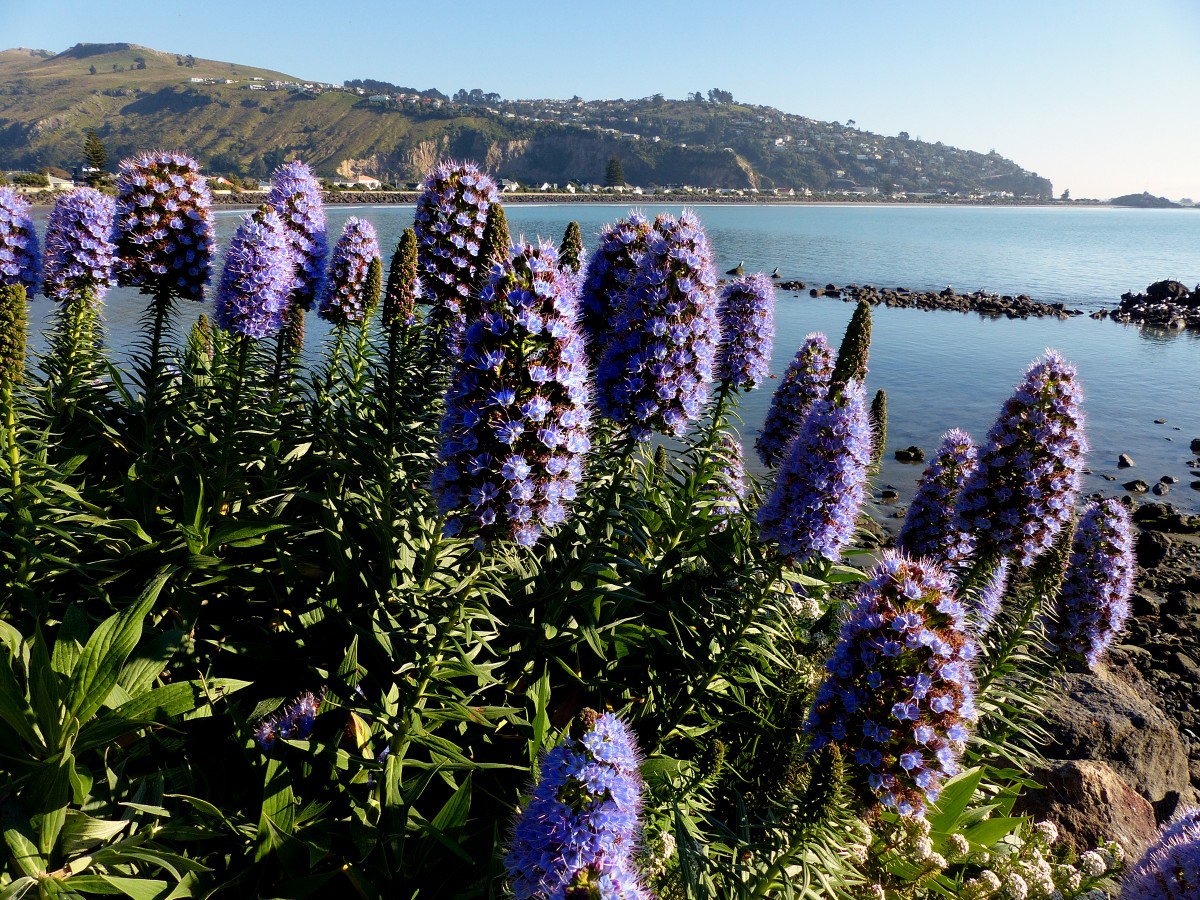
left=1191, top=438, right=1200, bottom=454
left=1109, top=281, right=1200, bottom=329
left=1102, top=473, right=1116, bottom=481
left=894, top=446, right=925, bottom=463
left=1161, top=475, right=1179, bottom=484
left=1147, top=279, right=1191, bottom=303
left=1192, top=481, right=1200, bottom=491
left=1040, top=667, right=1196, bottom=816
left=809, top=288, right=820, bottom=297
left=1015, top=759, right=1159, bottom=860
left=1118, top=454, right=1136, bottom=468
left=1124, top=480, right=1150, bottom=493
left=1152, top=482, right=1170, bottom=496
left=1154, top=419, right=1167, bottom=425
left=880, top=488, right=899, bottom=503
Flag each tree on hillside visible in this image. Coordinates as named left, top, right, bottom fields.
left=88, top=64, right=97, bottom=75
left=1060, top=189, right=1071, bottom=201
left=708, top=88, right=734, bottom=104
left=604, top=155, right=625, bottom=188
left=84, top=129, right=107, bottom=184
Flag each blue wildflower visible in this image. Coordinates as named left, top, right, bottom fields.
left=215, top=209, right=296, bottom=338
left=758, top=379, right=872, bottom=565
left=506, top=711, right=649, bottom=899
left=432, top=240, right=591, bottom=547
left=413, top=160, right=499, bottom=352
left=955, top=350, right=1087, bottom=566
left=114, top=151, right=213, bottom=301
left=756, top=333, right=834, bottom=467
left=1121, top=807, right=1200, bottom=899
left=267, top=160, right=328, bottom=310
left=898, top=429, right=978, bottom=571
left=0, top=186, right=41, bottom=296
left=318, top=218, right=380, bottom=326
left=716, top=272, right=776, bottom=390
left=578, top=211, right=653, bottom=364
left=253, top=690, right=323, bottom=753
left=595, top=210, right=721, bottom=440
left=806, top=552, right=978, bottom=818
left=1052, top=499, right=1134, bottom=670
left=42, top=188, right=115, bottom=303
left=973, top=557, right=1011, bottom=632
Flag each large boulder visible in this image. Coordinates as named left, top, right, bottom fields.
left=1040, top=666, right=1195, bottom=819
left=1016, top=760, right=1159, bottom=860
left=1146, top=280, right=1191, bottom=303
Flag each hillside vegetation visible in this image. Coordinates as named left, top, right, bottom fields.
left=0, top=43, right=1053, bottom=196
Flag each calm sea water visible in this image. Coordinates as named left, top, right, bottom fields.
left=25, top=203, right=1200, bottom=514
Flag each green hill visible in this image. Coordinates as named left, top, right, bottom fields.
left=0, top=43, right=1053, bottom=197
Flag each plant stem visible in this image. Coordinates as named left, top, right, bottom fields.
left=213, top=334, right=250, bottom=520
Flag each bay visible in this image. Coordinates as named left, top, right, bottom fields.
left=25, top=202, right=1200, bottom=513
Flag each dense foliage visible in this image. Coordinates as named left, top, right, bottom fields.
left=0, top=156, right=1130, bottom=900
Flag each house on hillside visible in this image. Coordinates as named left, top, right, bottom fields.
left=332, top=176, right=382, bottom=190
left=45, top=174, right=75, bottom=191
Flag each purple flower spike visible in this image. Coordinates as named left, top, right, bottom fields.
left=506, top=711, right=650, bottom=900
left=898, top=429, right=978, bottom=571
left=114, top=151, right=213, bottom=301
left=432, top=240, right=591, bottom=548
left=1121, top=807, right=1200, bottom=899
left=758, top=378, right=873, bottom=565
left=717, top=273, right=775, bottom=390
left=707, top=431, right=748, bottom=531
left=414, top=160, right=499, bottom=351
left=0, top=186, right=41, bottom=296
left=1052, top=499, right=1134, bottom=669
left=955, top=350, right=1087, bottom=566
left=595, top=210, right=721, bottom=441
left=756, top=333, right=834, bottom=467
left=806, top=552, right=978, bottom=818
left=578, top=210, right=653, bottom=363
left=267, top=160, right=328, bottom=310
left=43, top=188, right=116, bottom=303
left=252, top=689, right=324, bottom=753
left=974, top=557, right=1010, bottom=632
left=215, top=209, right=296, bottom=339
left=319, top=218, right=379, bottom=326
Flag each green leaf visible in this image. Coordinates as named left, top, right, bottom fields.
left=76, top=679, right=249, bottom=752
left=928, top=767, right=984, bottom=836
left=96, top=876, right=169, bottom=900
left=51, top=607, right=89, bottom=678
left=0, top=640, right=42, bottom=751
left=0, top=876, right=36, bottom=900
left=528, top=668, right=550, bottom=768
left=255, top=757, right=296, bottom=864
left=962, top=815, right=1028, bottom=849
left=417, top=776, right=473, bottom=865
left=28, top=753, right=72, bottom=857
left=64, top=571, right=171, bottom=728
left=58, top=812, right=128, bottom=856
left=203, top=520, right=289, bottom=552
left=118, top=631, right=184, bottom=698
left=1, top=802, right=44, bottom=878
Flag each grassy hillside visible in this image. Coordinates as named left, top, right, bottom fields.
left=0, top=43, right=1053, bottom=197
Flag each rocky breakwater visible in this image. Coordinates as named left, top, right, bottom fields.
left=786, top=282, right=1085, bottom=320
left=1019, top=500, right=1200, bottom=860
left=1096, top=279, right=1200, bottom=329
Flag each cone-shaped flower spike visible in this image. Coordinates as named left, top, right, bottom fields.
left=756, top=333, right=834, bottom=467
left=596, top=210, right=720, bottom=441
left=43, top=188, right=116, bottom=303
left=1052, top=498, right=1134, bottom=670
left=432, top=240, right=591, bottom=548
left=830, top=299, right=872, bottom=393
left=215, top=209, right=296, bottom=338
left=716, top=273, right=776, bottom=391
left=758, top=378, right=872, bottom=565
left=114, top=151, right=213, bottom=301
left=318, top=218, right=380, bottom=326
left=806, top=552, right=978, bottom=818
left=1121, top=807, right=1200, bottom=899
left=414, top=160, right=498, bottom=351
left=898, top=429, right=978, bottom=571
left=382, top=228, right=420, bottom=330
left=578, top=211, right=653, bottom=364
left=0, top=284, right=27, bottom=388
left=506, top=710, right=650, bottom=899
left=558, top=220, right=584, bottom=274
left=0, top=187, right=40, bottom=296
left=267, top=160, right=328, bottom=310
left=955, top=350, right=1087, bottom=567
left=706, top=430, right=748, bottom=531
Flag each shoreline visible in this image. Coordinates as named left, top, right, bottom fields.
left=16, top=187, right=1195, bottom=211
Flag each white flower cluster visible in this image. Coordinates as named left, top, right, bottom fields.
left=958, top=822, right=1121, bottom=900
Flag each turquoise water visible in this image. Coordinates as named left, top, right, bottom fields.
left=25, top=203, right=1200, bottom=513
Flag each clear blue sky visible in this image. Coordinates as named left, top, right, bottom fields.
left=4, top=0, right=1199, bottom=199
